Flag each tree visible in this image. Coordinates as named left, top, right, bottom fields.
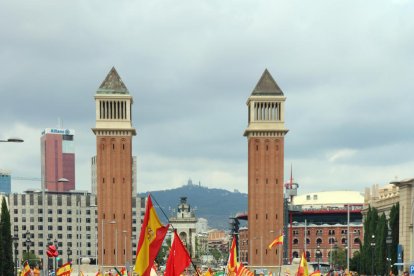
left=349, top=251, right=361, bottom=272
left=210, top=248, right=222, bottom=263
left=375, top=213, right=387, bottom=275
left=331, top=246, right=346, bottom=270
left=155, top=237, right=171, bottom=266
left=361, top=206, right=378, bottom=274
left=22, top=251, right=40, bottom=267
left=389, top=203, right=399, bottom=275
left=1, top=197, right=14, bottom=275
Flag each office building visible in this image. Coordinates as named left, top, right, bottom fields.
left=9, top=190, right=142, bottom=269
left=0, top=170, right=11, bottom=194
left=41, top=128, right=75, bottom=192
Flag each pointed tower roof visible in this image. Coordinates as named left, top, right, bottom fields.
left=251, top=69, right=284, bottom=96
left=97, top=67, right=129, bottom=94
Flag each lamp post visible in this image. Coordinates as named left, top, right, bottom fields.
left=316, top=243, right=321, bottom=271
left=13, top=230, right=19, bottom=276
left=386, top=228, right=392, bottom=276
left=329, top=238, right=336, bottom=270
left=89, top=204, right=98, bottom=265
left=370, top=234, right=376, bottom=276
left=54, top=238, right=58, bottom=272
left=68, top=247, right=72, bottom=263
left=25, top=230, right=31, bottom=254
left=42, top=178, right=68, bottom=276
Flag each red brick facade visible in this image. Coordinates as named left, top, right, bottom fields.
left=289, top=225, right=363, bottom=263
left=96, top=136, right=133, bottom=266
left=248, top=137, right=285, bottom=266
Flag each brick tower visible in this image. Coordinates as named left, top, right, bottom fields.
left=244, top=69, right=288, bottom=268
left=92, top=67, right=136, bottom=268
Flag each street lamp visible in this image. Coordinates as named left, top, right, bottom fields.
left=25, top=230, right=32, bottom=254
left=386, top=228, right=393, bottom=276
left=89, top=204, right=98, bottom=265
left=68, top=247, right=72, bottom=263
left=316, top=243, right=321, bottom=271
left=54, top=238, right=58, bottom=272
left=370, top=234, right=376, bottom=276
left=13, top=230, right=19, bottom=276
left=0, top=137, right=24, bottom=143
left=42, top=177, right=68, bottom=276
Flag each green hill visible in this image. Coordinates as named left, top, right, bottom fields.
left=139, top=182, right=247, bottom=230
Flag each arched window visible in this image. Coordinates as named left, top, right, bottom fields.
left=293, top=238, right=299, bottom=245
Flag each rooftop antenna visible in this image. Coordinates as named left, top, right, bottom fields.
left=57, top=117, right=63, bottom=128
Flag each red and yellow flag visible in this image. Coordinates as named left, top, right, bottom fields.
left=236, top=262, right=254, bottom=276
left=309, top=270, right=321, bottom=276
left=297, top=252, right=309, bottom=276
left=227, top=236, right=238, bottom=273
left=134, top=195, right=169, bottom=276
left=20, top=261, right=31, bottom=276
left=268, top=234, right=283, bottom=249
left=56, top=262, right=72, bottom=276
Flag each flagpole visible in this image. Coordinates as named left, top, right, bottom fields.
left=150, top=194, right=201, bottom=276
left=279, top=231, right=283, bottom=276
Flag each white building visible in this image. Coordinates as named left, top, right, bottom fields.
left=169, top=197, right=197, bottom=258
left=8, top=190, right=142, bottom=267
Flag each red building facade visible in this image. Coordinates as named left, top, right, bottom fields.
left=41, top=128, right=75, bottom=192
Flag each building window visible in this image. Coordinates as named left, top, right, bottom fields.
left=293, top=239, right=298, bottom=245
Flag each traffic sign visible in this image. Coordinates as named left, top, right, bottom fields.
left=409, top=265, right=414, bottom=275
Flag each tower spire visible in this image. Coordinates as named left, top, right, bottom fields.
left=97, top=66, right=129, bottom=94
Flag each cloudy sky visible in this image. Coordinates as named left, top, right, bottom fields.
left=1, top=0, right=414, bottom=195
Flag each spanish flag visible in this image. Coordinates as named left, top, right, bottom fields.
left=297, top=252, right=309, bottom=276
left=268, top=234, right=283, bottom=249
left=20, top=261, right=31, bottom=276
left=56, top=262, right=72, bottom=276
left=236, top=262, right=254, bottom=276
left=227, top=236, right=238, bottom=274
left=134, top=195, right=169, bottom=276
left=309, top=270, right=321, bottom=276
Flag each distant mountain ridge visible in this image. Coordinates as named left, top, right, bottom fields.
left=138, top=182, right=247, bottom=230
